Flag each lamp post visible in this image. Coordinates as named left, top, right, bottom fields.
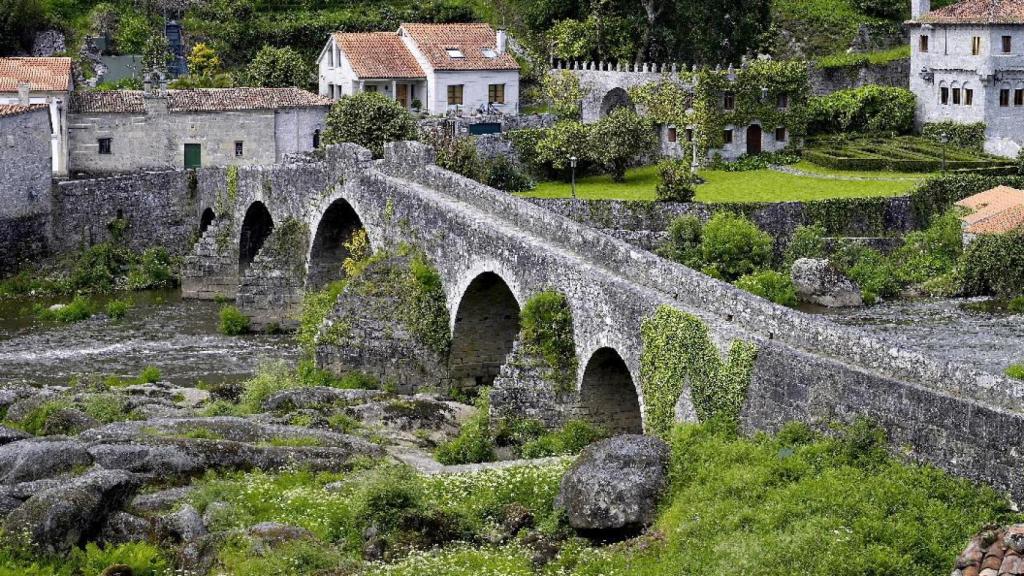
left=940, top=132, right=949, bottom=175
left=569, top=156, right=578, bottom=199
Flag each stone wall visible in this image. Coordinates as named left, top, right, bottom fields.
left=0, top=107, right=53, bottom=276
left=808, top=58, right=910, bottom=96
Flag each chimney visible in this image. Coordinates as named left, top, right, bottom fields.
left=496, top=29, right=508, bottom=55
left=911, top=0, right=931, bottom=19
left=17, top=83, right=30, bottom=105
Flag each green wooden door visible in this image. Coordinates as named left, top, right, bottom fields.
left=184, top=144, right=202, bottom=169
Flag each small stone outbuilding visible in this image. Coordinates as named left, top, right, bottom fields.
left=955, top=185, right=1024, bottom=242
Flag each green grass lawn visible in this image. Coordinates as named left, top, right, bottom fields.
left=789, top=160, right=934, bottom=181
left=523, top=164, right=920, bottom=204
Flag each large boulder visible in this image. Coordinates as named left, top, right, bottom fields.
left=0, top=438, right=93, bottom=484
left=41, top=407, right=99, bottom=436
left=3, top=469, right=139, bottom=553
left=791, top=258, right=864, bottom=308
left=261, top=387, right=385, bottom=412
left=0, top=425, right=30, bottom=446
left=556, top=435, right=670, bottom=532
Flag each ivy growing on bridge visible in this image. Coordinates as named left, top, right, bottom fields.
left=519, top=291, right=578, bottom=392
left=214, top=166, right=240, bottom=251
left=640, top=306, right=758, bottom=436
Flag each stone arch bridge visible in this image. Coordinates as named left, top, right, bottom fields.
left=166, top=141, right=1024, bottom=498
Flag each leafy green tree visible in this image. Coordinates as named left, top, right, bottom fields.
left=700, top=212, right=773, bottom=281
left=0, top=0, right=44, bottom=55
left=548, top=18, right=598, bottom=61
left=590, top=107, right=658, bottom=182
left=658, top=215, right=704, bottom=268
left=322, top=92, right=418, bottom=158
left=855, top=0, right=906, bottom=19
left=541, top=70, right=588, bottom=120
left=535, top=120, right=593, bottom=178
left=116, top=11, right=155, bottom=56
left=245, top=45, right=311, bottom=88
left=655, top=158, right=699, bottom=202
left=187, top=42, right=223, bottom=78
left=735, top=270, right=798, bottom=306
left=141, top=33, right=171, bottom=71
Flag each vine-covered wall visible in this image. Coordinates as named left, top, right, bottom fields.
left=640, top=305, right=758, bottom=435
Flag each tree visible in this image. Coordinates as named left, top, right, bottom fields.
left=187, top=43, right=223, bottom=78
left=589, top=107, right=658, bottom=182
left=0, top=0, right=44, bottom=55
left=700, top=212, right=773, bottom=281
left=245, top=45, right=311, bottom=88
left=322, top=92, right=418, bottom=158
left=536, top=120, right=593, bottom=178
left=542, top=70, right=589, bottom=120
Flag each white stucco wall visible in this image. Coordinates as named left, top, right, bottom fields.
left=0, top=90, right=69, bottom=175
left=427, top=70, right=519, bottom=116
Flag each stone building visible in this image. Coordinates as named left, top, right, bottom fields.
left=0, top=104, right=54, bottom=276
left=318, top=23, right=520, bottom=116
left=909, top=0, right=1024, bottom=157
left=955, top=185, right=1024, bottom=241
left=67, top=83, right=331, bottom=175
left=0, top=57, right=73, bottom=176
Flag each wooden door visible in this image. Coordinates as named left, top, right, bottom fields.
left=396, top=84, right=409, bottom=108
left=184, top=143, right=201, bottom=169
left=746, top=125, right=762, bottom=155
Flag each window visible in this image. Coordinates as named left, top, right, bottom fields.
left=920, top=35, right=929, bottom=53
left=313, top=129, right=321, bottom=149
left=481, top=49, right=498, bottom=58
left=965, top=89, right=974, bottom=106
left=1001, top=88, right=1011, bottom=107
left=972, top=36, right=982, bottom=55
left=447, top=84, right=464, bottom=106
left=184, top=143, right=201, bottom=169
left=952, top=88, right=961, bottom=105
left=1016, top=89, right=1024, bottom=106
left=365, top=84, right=378, bottom=93
left=723, top=92, right=735, bottom=111
left=445, top=48, right=465, bottom=58
left=97, top=137, right=112, bottom=155
left=1004, top=36, right=1013, bottom=53
left=723, top=129, right=733, bottom=144
left=777, top=93, right=789, bottom=109
left=940, top=86, right=949, bottom=105
left=667, top=127, right=677, bottom=143
left=234, top=141, right=244, bottom=157
left=775, top=127, right=787, bottom=142
left=488, top=83, right=505, bottom=104
left=685, top=128, right=693, bottom=142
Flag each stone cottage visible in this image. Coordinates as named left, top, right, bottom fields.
left=909, top=0, right=1024, bottom=157
left=955, top=185, right=1024, bottom=241
left=0, top=104, right=54, bottom=276
left=0, top=57, right=73, bottom=176
left=67, top=81, right=331, bottom=175
left=318, top=23, right=520, bottom=116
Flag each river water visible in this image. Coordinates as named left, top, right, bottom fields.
left=807, top=297, right=1023, bottom=376
left=0, top=290, right=300, bottom=387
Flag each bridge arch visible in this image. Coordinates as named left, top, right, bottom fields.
left=448, top=271, right=521, bottom=390
left=238, top=201, right=274, bottom=275
left=599, top=87, right=635, bottom=118
left=578, top=347, right=643, bottom=434
left=199, top=208, right=216, bottom=235
left=306, top=197, right=369, bottom=290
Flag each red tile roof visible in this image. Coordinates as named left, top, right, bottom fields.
left=71, top=87, right=331, bottom=114
left=916, top=0, right=1024, bottom=23
left=0, top=57, right=72, bottom=92
left=399, top=23, right=519, bottom=72
left=0, top=103, right=48, bottom=118
left=332, top=32, right=426, bottom=79
left=956, top=185, right=1024, bottom=235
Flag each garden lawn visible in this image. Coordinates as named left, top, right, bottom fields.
left=524, top=165, right=919, bottom=203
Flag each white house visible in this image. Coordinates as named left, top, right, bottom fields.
left=318, top=23, right=520, bottom=116
left=909, top=0, right=1024, bottom=157
left=0, top=57, right=73, bottom=176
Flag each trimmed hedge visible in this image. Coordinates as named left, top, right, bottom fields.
left=805, top=135, right=1015, bottom=173
left=922, top=121, right=987, bottom=152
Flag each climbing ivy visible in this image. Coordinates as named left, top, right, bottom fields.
left=519, top=291, right=578, bottom=392
left=640, top=306, right=758, bottom=435
left=215, top=166, right=240, bottom=251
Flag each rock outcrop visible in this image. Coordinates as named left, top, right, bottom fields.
left=791, top=258, right=864, bottom=307
left=556, top=435, right=670, bottom=532
left=0, top=438, right=93, bottom=484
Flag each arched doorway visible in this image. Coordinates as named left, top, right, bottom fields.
left=600, top=88, right=635, bottom=118
left=307, top=199, right=368, bottom=290
left=579, top=347, right=642, bottom=434
left=746, top=124, right=762, bottom=155
left=199, top=208, right=216, bottom=235
left=449, top=272, right=520, bottom=389
left=238, top=202, right=274, bottom=275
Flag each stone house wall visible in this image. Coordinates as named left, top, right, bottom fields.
left=0, top=107, right=53, bottom=276
left=808, top=59, right=910, bottom=95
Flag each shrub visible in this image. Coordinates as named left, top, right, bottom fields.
left=541, top=70, right=588, bottom=120
left=891, top=210, right=963, bottom=285
left=855, top=0, right=906, bottom=19
left=137, top=365, right=161, bottom=384
left=535, top=120, right=593, bottom=177
left=784, top=224, right=827, bottom=268
left=425, top=131, right=481, bottom=180
left=835, top=244, right=901, bottom=303
left=519, top=292, right=577, bottom=391
left=520, top=420, right=607, bottom=458
left=658, top=215, right=704, bottom=268
left=655, top=159, right=699, bottom=202
left=70, top=542, right=169, bottom=576
left=245, top=45, right=311, bottom=88
left=436, top=394, right=495, bottom=465
left=700, top=213, right=774, bottom=281
left=734, top=271, right=798, bottom=307
left=322, top=92, right=417, bottom=158
left=484, top=156, right=534, bottom=192
left=961, top=231, right=1024, bottom=298
left=219, top=305, right=250, bottom=336
left=589, top=107, right=658, bottom=182
left=1010, top=296, right=1024, bottom=313
left=104, top=297, right=132, bottom=319
left=1007, top=364, right=1024, bottom=380
left=923, top=122, right=987, bottom=152
left=808, top=86, right=916, bottom=135
left=37, top=295, right=96, bottom=323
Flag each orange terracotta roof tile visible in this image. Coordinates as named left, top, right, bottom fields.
left=70, top=87, right=331, bottom=114
left=956, top=186, right=1024, bottom=227
left=332, top=32, right=425, bottom=79
left=0, top=103, right=48, bottom=118
left=966, top=204, right=1024, bottom=234
left=916, top=0, right=1024, bottom=23
left=0, top=57, right=72, bottom=92
left=400, top=23, right=519, bottom=72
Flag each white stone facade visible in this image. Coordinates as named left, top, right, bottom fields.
left=0, top=89, right=70, bottom=176
left=910, top=1, right=1024, bottom=157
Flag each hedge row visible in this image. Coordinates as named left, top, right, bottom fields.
left=804, top=149, right=1017, bottom=173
